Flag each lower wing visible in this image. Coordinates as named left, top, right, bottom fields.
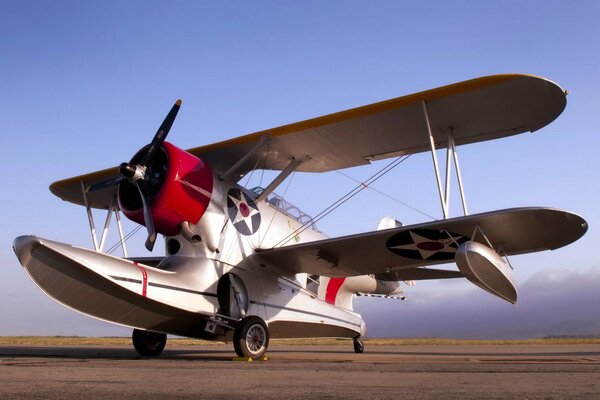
left=255, top=207, right=587, bottom=277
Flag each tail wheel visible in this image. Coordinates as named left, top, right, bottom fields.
left=132, top=329, right=167, bottom=356
left=233, top=316, right=269, bottom=359
left=353, top=338, right=364, bottom=353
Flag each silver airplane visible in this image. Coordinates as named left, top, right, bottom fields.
left=13, top=74, right=587, bottom=359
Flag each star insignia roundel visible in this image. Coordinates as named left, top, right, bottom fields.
left=386, top=229, right=469, bottom=260
left=226, top=188, right=261, bottom=236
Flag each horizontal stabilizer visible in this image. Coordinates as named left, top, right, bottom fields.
left=375, top=268, right=462, bottom=281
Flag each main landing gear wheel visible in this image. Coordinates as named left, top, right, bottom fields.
left=233, top=316, right=269, bottom=359
left=132, top=329, right=167, bottom=356
left=353, top=338, right=364, bottom=353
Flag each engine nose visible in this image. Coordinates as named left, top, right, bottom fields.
left=118, top=142, right=214, bottom=237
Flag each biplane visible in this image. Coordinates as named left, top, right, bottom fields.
left=13, top=74, right=587, bottom=358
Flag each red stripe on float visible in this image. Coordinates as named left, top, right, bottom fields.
left=134, top=262, right=148, bottom=297
left=325, top=278, right=345, bottom=305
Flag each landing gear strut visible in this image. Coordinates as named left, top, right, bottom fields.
left=353, top=337, right=364, bottom=353
left=233, top=316, right=269, bottom=359
left=132, top=329, right=167, bottom=356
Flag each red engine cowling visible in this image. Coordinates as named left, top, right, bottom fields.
left=118, top=142, right=213, bottom=236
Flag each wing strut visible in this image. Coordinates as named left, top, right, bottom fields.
left=80, top=181, right=129, bottom=256
left=422, top=101, right=469, bottom=219
left=219, top=136, right=270, bottom=181
left=451, top=132, right=469, bottom=216
left=81, top=181, right=100, bottom=251
left=256, top=157, right=304, bottom=202
left=114, top=202, right=129, bottom=257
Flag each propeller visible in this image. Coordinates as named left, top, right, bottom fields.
left=89, top=99, right=182, bottom=251
left=136, top=181, right=157, bottom=251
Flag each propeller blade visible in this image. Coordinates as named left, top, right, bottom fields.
left=136, top=182, right=157, bottom=251
left=88, top=175, right=127, bottom=192
left=139, top=99, right=182, bottom=167
left=145, top=230, right=157, bottom=252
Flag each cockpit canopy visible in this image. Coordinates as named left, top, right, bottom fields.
left=251, top=187, right=319, bottom=231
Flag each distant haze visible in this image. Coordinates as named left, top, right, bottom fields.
left=356, top=268, right=600, bottom=339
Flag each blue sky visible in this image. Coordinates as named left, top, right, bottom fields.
left=1, top=1, right=599, bottom=337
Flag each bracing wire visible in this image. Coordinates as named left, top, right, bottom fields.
left=241, top=153, right=262, bottom=188
left=106, top=224, right=143, bottom=255
left=334, top=170, right=436, bottom=221
left=273, top=155, right=411, bottom=248
left=257, top=139, right=271, bottom=188
left=259, top=170, right=295, bottom=247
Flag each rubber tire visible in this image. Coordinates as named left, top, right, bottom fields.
left=233, top=316, right=269, bottom=359
left=132, top=329, right=167, bottom=356
left=353, top=338, right=364, bottom=353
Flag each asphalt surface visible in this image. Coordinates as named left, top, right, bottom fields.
left=1, top=343, right=599, bottom=399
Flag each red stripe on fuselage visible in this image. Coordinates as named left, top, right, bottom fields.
left=134, top=262, right=148, bottom=297
left=325, top=278, right=346, bottom=305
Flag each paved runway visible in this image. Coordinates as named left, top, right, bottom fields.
left=1, top=343, right=599, bottom=399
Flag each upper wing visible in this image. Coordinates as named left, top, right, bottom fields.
left=255, top=208, right=587, bottom=277
left=50, top=74, right=566, bottom=209
left=193, top=74, right=565, bottom=174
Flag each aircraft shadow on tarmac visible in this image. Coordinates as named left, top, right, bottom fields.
left=2, top=345, right=599, bottom=362
left=0, top=346, right=239, bottom=362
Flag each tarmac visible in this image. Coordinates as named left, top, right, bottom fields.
left=1, top=343, right=599, bottom=399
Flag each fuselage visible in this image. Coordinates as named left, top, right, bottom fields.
left=13, top=177, right=402, bottom=342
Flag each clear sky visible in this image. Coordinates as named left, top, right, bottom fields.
left=1, top=0, right=599, bottom=338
